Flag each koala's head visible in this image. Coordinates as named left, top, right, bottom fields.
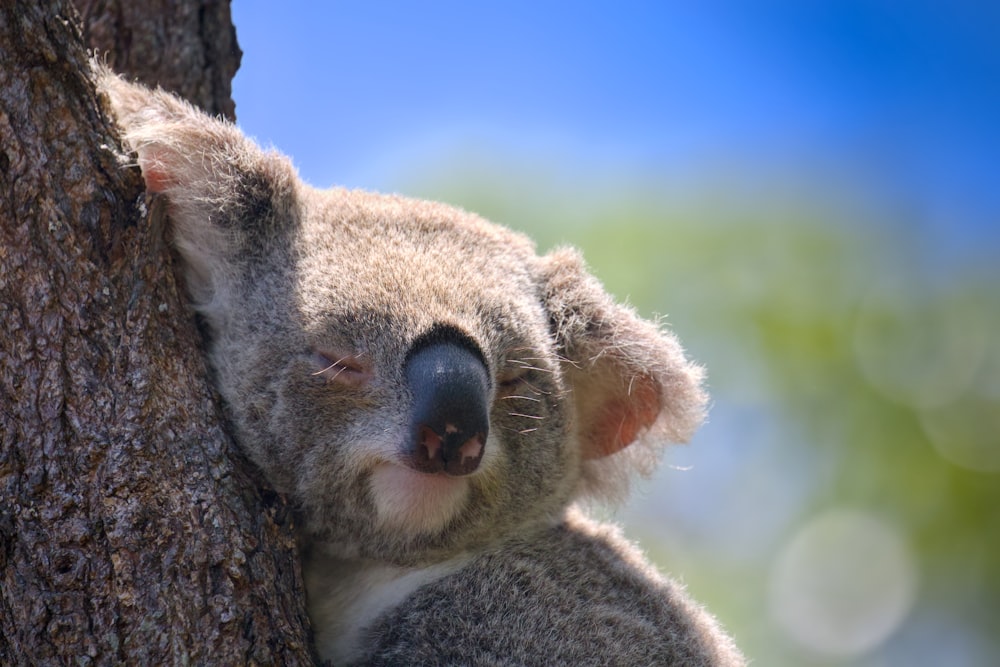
left=98, top=68, right=707, bottom=565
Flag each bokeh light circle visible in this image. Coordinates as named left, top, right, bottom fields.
left=920, top=396, right=1000, bottom=472
left=853, top=280, right=987, bottom=410
left=769, top=509, right=919, bottom=658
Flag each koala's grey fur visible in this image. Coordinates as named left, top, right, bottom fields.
left=97, top=65, right=745, bottom=666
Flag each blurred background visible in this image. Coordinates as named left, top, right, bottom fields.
left=231, top=3, right=999, bottom=665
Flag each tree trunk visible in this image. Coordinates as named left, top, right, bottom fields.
left=0, top=2, right=315, bottom=664
left=78, top=0, right=242, bottom=120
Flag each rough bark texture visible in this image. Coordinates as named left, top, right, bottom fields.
left=79, top=0, right=242, bottom=120
left=0, top=1, right=314, bottom=664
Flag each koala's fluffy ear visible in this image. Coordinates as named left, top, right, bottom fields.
left=94, top=63, right=298, bottom=320
left=538, top=248, right=707, bottom=500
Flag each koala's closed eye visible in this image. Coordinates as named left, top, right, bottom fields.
left=497, top=350, right=554, bottom=391
left=496, top=365, right=530, bottom=390
left=310, top=350, right=372, bottom=387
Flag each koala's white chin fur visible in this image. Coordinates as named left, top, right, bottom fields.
left=306, top=555, right=471, bottom=665
left=370, top=464, right=470, bottom=535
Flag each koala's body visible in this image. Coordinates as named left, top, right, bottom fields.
left=98, top=67, right=745, bottom=666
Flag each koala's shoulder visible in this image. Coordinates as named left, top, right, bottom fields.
left=359, top=509, right=745, bottom=666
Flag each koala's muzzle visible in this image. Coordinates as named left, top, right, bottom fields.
left=404, top=341, right=490, bottom=476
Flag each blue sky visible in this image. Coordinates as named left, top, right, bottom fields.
left=231, top=2, right=999, bottom=245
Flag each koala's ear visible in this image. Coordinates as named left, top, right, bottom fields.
left=538, top=248, right=707, bottom=488
left=94, top=63, right=298, bottom=317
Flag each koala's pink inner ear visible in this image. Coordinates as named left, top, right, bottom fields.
left=134, top=147, right=175, bottom=193
left=583, top=374, right=662, bottom=460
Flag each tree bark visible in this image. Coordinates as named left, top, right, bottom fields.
left=78, top=0, right=242, bottom=120
left=0, top=2, right=314, bottom=664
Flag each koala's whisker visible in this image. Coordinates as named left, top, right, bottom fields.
left=508, top=412, right=544, bottom=420
left=519, top=379, right=551, bottom=396
left=312, top=365, right=335, bottom=377
left=326, top=367, right=349, bottom=383
left=498, top=394, right=541, bottom=402
left=496, top=424, right=541, bottom=435
left=311, top=357, right=358, bottom=384
left=509, top=356, right=552, bottom=363
left=549, top=353, right=582, bottom=369
left=507, top=363, right=553, bottom=374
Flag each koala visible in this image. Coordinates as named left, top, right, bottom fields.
left=97, top=66, right=745, bottom=666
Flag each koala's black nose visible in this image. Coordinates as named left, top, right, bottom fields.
left=404, top=340, right=490, bottom=476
